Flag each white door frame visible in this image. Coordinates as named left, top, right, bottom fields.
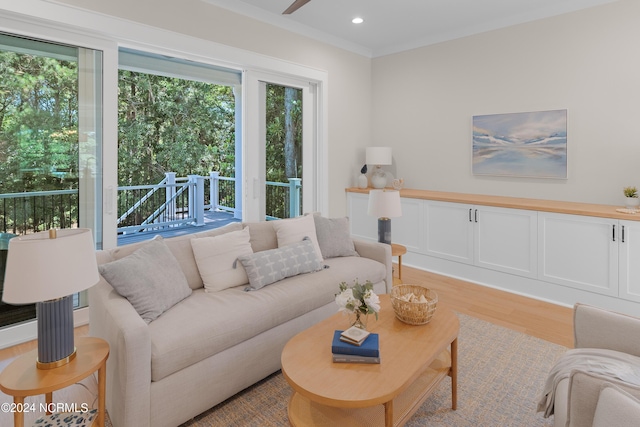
left=243, top=70, right=323, bottom=222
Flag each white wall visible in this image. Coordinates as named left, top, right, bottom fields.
left=372, top=0, right=640, bottom=206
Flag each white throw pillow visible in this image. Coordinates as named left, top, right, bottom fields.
left=190, top=227, right=253, bottom=292
left=272, top=215, right=323, bottom=261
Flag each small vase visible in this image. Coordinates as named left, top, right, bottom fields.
left=350, top=311, right=369, bottom=330
left=357, top=173, right=368, bottom=189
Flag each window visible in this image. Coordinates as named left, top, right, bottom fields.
left=0, top=33, right=103, bottom=328
left=116, top=49, right=242, bottom=237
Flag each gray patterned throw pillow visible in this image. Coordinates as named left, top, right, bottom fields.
left=238, top=237, right=324, bottom=291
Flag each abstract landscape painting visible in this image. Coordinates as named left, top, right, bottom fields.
left=472, top=110, right=567, bottom=178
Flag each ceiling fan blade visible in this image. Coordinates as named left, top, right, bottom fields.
left=283, top=0, right=311, bottom=15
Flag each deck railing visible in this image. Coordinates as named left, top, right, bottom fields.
left=0, top=189, right=79, bottom=235
left=0, top=173, right=302, bottom=237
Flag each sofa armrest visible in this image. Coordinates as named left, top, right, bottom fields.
left=89, top=278, right=151, bottom=427
left=574, top=303, right=640, bottom=357
left=353, top=239, right=393, bottom=293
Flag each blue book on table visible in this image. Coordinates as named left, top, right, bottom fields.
left=332, top=330, right=379, bottom=357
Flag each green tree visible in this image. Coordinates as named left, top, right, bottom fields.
left=117, top=71, right=236, bottom=186
left=0, top=51, right=78, bottom=193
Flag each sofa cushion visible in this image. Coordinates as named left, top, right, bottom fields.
left=98, top=238, right=192, bottom=323
left=567, top=370, right=640, bottom=427
left=243, top=221, right=278, bottom=253
left=147, top=254, right=385, bottom=382
left=272, top=215, right=323, bottom=261
left=593, top=383, right=640, bottom=427
left=312, top=214, right=358, bottom=259
left=239, top=237, right=324, bottom=291
left=107, top=222, right=243, bottom=290
left=191, top=228, right=252, bottom=292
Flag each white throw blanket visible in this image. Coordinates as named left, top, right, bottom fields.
left=537, top=348, right=640, bottom=417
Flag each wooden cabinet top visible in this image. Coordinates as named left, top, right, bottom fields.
left=346, top=187, right=640, bottom=222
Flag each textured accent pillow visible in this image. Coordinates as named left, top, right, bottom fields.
left=272, top=215, right=323, bottom=261
left=190, top=227, right=253, bottom=292
left=312, top=214, right=359, bottom=259
left=98, top=238, right=192, bottom=323
left=238, top=237, right=324, bottom=291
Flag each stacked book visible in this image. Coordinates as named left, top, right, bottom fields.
left=331, top=326, right=380, bottom=364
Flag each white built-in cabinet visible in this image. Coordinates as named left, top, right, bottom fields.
left=346, top=190, right=640, bottom=309
left=538, top=213, right=618, bottom=296
left=538, top=213, right=640, bottom=300
left=614, top=220, right=640, bottom=302
left=424, top=201, right=537, bottom=278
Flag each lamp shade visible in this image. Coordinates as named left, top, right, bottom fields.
left=366, top=147, right=392, bottom=165
left=2, top=228, right=99, bottom=304
left=367, top=190, right=402, bottom=219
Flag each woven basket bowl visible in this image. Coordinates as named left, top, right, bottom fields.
left=390, top=285, right=438, bottom=325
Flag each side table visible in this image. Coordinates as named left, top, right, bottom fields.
left=391, top=243, right=407, bottom=285
left=0, top=336, right=109, bottom=427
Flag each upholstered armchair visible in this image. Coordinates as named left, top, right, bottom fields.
left=540, top=303, right=640, bottom=427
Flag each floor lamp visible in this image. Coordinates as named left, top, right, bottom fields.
left=367, top=189, right=402, bottom=244
left=2, top=228, right=99, bottom=369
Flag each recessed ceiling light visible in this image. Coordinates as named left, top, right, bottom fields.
left=352, top=17, right=364, bottom=24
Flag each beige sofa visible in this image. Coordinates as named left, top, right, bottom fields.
left=540, top=304, right=640, bottom=427
left=89, top=217, right=392, bottom=427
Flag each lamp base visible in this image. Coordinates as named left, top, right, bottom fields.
left=371, top=168, right=387, bottom=189
left=36, top=295, right=75, bottom=370
left=377, top=217, right=392, bottom=245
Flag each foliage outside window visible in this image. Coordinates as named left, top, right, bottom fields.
left=118, top=71, right=236, bottom=186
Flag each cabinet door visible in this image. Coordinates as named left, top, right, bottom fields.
left=619, top=220, right=640, bottom=302
left=347, top=193, right=377, bottom=241
left=424, top=200, right=474, bottom=264
left=391, top=197, right=423, bottom=252
left=474, top=206, right=538, bottom=278
left=538, top=213, right=618, bottom=296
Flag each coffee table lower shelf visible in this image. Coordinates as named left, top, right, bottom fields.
left=288, top=350, right=452, bottom=427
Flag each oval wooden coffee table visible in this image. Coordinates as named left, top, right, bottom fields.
left=281, top=294, right=459, bottom=427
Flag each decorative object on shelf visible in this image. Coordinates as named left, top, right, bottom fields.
left=391, top=284, right=438, bottom=325
left=472, top=109, right=567, bottom=179
left=366, top=146, right=392, bottom=189
left=335, top=279, right=380, bottom=330
left=2, top=228, right=99, bottom=369
left=623, top=186, right=639, bottom=209
left=357, top=164, right=368, bottom=189
left=367, top=189, right=402, bottom=244
left=392, top=178, right=404, bottom=190
left=616, top=208, right=640, bottom=214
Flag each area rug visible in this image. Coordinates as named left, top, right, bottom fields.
left=178, top=313, right=566, bottom=427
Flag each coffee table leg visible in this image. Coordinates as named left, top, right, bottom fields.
left=451, top=338, right=458, bottom=410
left=384, top=400, right=393, bottom=427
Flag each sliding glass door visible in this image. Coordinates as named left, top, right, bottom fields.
left=0, top=33, right=103, bottom=328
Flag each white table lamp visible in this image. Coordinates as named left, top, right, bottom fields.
left=367, top=190, right=402, bottom=244
left=366, top=147, right=392, bottom=189
left=2, top=228, right=99, bottom=369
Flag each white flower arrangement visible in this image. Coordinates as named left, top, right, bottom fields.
left=335, top=279, right=380, bottom=320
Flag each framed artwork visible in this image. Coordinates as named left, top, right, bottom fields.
left=472, top=109, right=567, bottom=179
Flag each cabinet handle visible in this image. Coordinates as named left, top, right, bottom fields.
left=613, top=224, right=616, bottom=242
left=469, top=208, right=472, bottom=222
left=622, top=225, right=625, bottom=243
left=475, top=209, right=478, bottom=223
